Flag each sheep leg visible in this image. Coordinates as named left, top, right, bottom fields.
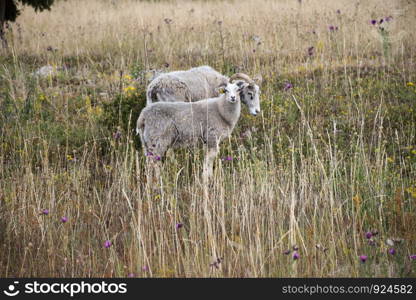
left=203, top=145, right=218, bottom=181
left=145, top=156, right=162, bottom=186
left=142, top=124, right=175, bottom=185
left=152, top=159, right=162, bottom=182
left=143, top=148, right=164, bottom=186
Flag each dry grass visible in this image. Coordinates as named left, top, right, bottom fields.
left=0, top=0, right=415, bottom=277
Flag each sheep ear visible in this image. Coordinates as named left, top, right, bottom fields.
left=253, top=74, right=263, bottom=85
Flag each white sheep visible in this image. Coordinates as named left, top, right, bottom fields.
left=146, top=65, right=227, bottom=104
left=146, top=66, right=262, bottom=116
left=137, top=81, right=252, bottom=179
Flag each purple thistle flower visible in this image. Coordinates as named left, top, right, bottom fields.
left=410, top=255, right=416, bottom=260
left=385, top=16, right=393, bottom=22
left=336, top=9, right=341, bottom=14
left=283, top=249, right=291, bottom=255
left=379, top=19, right=384, bottom=24
left=388, top=248, right=396, bottom=255
left=41, top=209, right=49, bottom=215
left=61, top=216, right=68, bottom=223
left=154, top=155, right=161, bottom=161
left=284, top=83, right=293, bottom=91
left=222, top=156, right=233, bottom=161
left=365, top=232, right=373, bottom=239
left=175, top=223, right=183, bottom=229
left=113, top=131, right=121, bottom=141
left=329, top=25, right=335, bottom=31
left=370, top=19, right=377, bottom=25
left=127, top=273, right=135, bottom=278
left=145, top=152, right=153, bottom=157
left=307, top=46, right=314, bottom=56
left=142, top=266, right=149, bottom=272
left=359, top=255, right=368, bottom=263
left=293, top=252, right=300, bottom=260
left=104, top=240, right=112, bottom=248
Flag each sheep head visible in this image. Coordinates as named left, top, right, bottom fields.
left=220, top=83, right=244, bottom=103
left=229, top=73, right=262, bottom=116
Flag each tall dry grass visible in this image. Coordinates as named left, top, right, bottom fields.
left=0, top=0, right=415, bottom=277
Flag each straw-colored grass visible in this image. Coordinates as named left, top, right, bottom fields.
left=0, top=0, right=415, bottom=277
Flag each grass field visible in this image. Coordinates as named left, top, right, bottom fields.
left=0, top=0, right=415, bottom=277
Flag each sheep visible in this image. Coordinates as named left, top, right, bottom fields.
left=146, top=65, right=228, bottom=105
left=137, top=81, right=252, bottom=179
left=146, top=66, right=262, bottom=116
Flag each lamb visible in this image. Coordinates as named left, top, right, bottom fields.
left=137, top=81, right=252, bottom=179
left=146, top=66, right=262, bottom=116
